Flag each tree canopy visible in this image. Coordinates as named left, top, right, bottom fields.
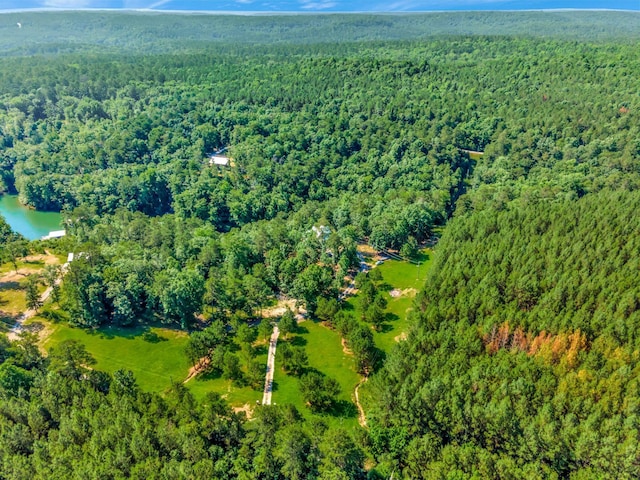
left=1, top=10, right=639, bottom=479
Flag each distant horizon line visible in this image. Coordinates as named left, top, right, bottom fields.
left=1, top=7, right=639, bottom=14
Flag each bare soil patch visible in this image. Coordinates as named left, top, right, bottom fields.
left=233, top=403, right=254, bottom=419
left=183, top=356, right=210, bottom=383
left=341, top=337, right=353, bottom=355
left=261, top=297, right=307, bottom=321
left=357, top=244, right=377, bottom=256
left=261, top=298, right=296, bottom=318
left=0, top=271, right=26, bottom=284
left=394, top=332, right=408, bottom=342
left=23, top=253, right=59, bottom=265
left=357, top=244, right=389, bottom=263
left=389, top=288, right=418, bottom=298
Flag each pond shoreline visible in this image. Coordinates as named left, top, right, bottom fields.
left=0, top=194, right=63, bottom=241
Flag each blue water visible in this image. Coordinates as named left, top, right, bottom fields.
left=0, top=195, right=62, bottom=241
left=3, top=1, right=639, bottom=12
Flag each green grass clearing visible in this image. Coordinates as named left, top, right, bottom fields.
left=340, top=251, right=433, bottom=423
left=273, top=320, right=360, bottom=430
left=41, top=321, right=191, bottom=393
left=186, top=345, right=267, bottom=405
left=345, top=249, right=432, bottom=353
left=37, top=317, right=265, bottom=406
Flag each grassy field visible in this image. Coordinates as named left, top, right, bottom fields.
left=0, top=253, right=64, bottom=332
left=273, top=320, right=361, bottom=429
left=40, top=321, right=191, bottom=393
left=187, top=374, right=264, bottom=405
left=346, top=250, right=433, bottom=417
left=346, top=249, right=432, bottom=353
left=3, top=249, right=431, bottom=416
left=36, top=317, right=266, bottom=405
left=2, top=252, right=264, bottom=405
left=186, top=345, right=267, bottom=405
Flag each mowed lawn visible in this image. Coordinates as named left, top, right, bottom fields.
left=187, top=346, right=267, bottom=405
left=346, top=249, right=432, bottom=353
left=41, top=321, right=191, bottom=393
left=38, top=318, right=266, bottom=405
left=273, top=320, right=360, bottom=429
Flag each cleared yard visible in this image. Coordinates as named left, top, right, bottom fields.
left=273, top=320, right=360, bottom=429
left=38, top=318, right=266, bottom=406
left=187, top=346, right=267, bottom=404
left=41, top=322, right=191, bottom=393
left=346, top=248, right=432, bottom=353
left=0, top=254, right=63, bottom=332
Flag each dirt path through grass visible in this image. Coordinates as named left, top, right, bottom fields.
left=7, top=285, right=54, bottom=341
left=355, top=376, right=368, bottom=427
left=262, top=324, right=280, bottom=405
left=7, top=258, right=69, bottom=341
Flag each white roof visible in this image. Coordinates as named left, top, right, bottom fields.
left=41, top=230, right=66, bottom=240
left=209, top=155, right=229, bottom=166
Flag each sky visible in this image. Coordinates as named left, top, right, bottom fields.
left=0, top=0, right=638, bottom=11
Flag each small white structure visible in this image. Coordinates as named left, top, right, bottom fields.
left=41, top=230, right=66, bottom=241
left=67, top=252, right=74, bottom=263
left=312, top=225, right=331, bottom=241
left=209, top=155, right=230, bottom=166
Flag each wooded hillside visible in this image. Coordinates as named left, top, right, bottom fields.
left=371, top=192, right=640, bottom=478
left=1, top=11, right=639, bottom=479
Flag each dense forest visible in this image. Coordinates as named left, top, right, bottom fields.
left=1, top=11, right=640, bottom=479
left=0, top=11, right=639, bottom=57
left=370, top=192, right=640, bottom=478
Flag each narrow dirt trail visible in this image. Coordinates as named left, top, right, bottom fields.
left=7, top=260, right=69, bottom=342
left=183, top=357, right=211, bottom=383
left=7, top=285, right=53, bottom=341
left=355, top=376, right=368, bottom=427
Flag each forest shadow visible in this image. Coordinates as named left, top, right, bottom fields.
left=374, top=349, right=387, bottom=371
left=40, top=308, right=67, bottom=324
left=0, top=281, right=22, bottom=291
left=384, top=312, right=400, bottom=323
left=327, top=399, right=358, bottom=419
left=90, top=325, right=153, bottom=341
left=24, top=320, right=44, bottom=334
left=83, top=321, right=180, bottom=341
left=253, top=344, right=268, bottom=356
left=0, top=313, right=17, bottom=330
left=379, top=282, right=393, bottom=292
left=142, top=331, right=168, bottom=343
left=195, top=369, right=222, bottom=382
left=415, top=251, right=431, bottom=263
left=378, top=323, right=394, bottom=334
left=289, top=335, right=307, bottom=347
